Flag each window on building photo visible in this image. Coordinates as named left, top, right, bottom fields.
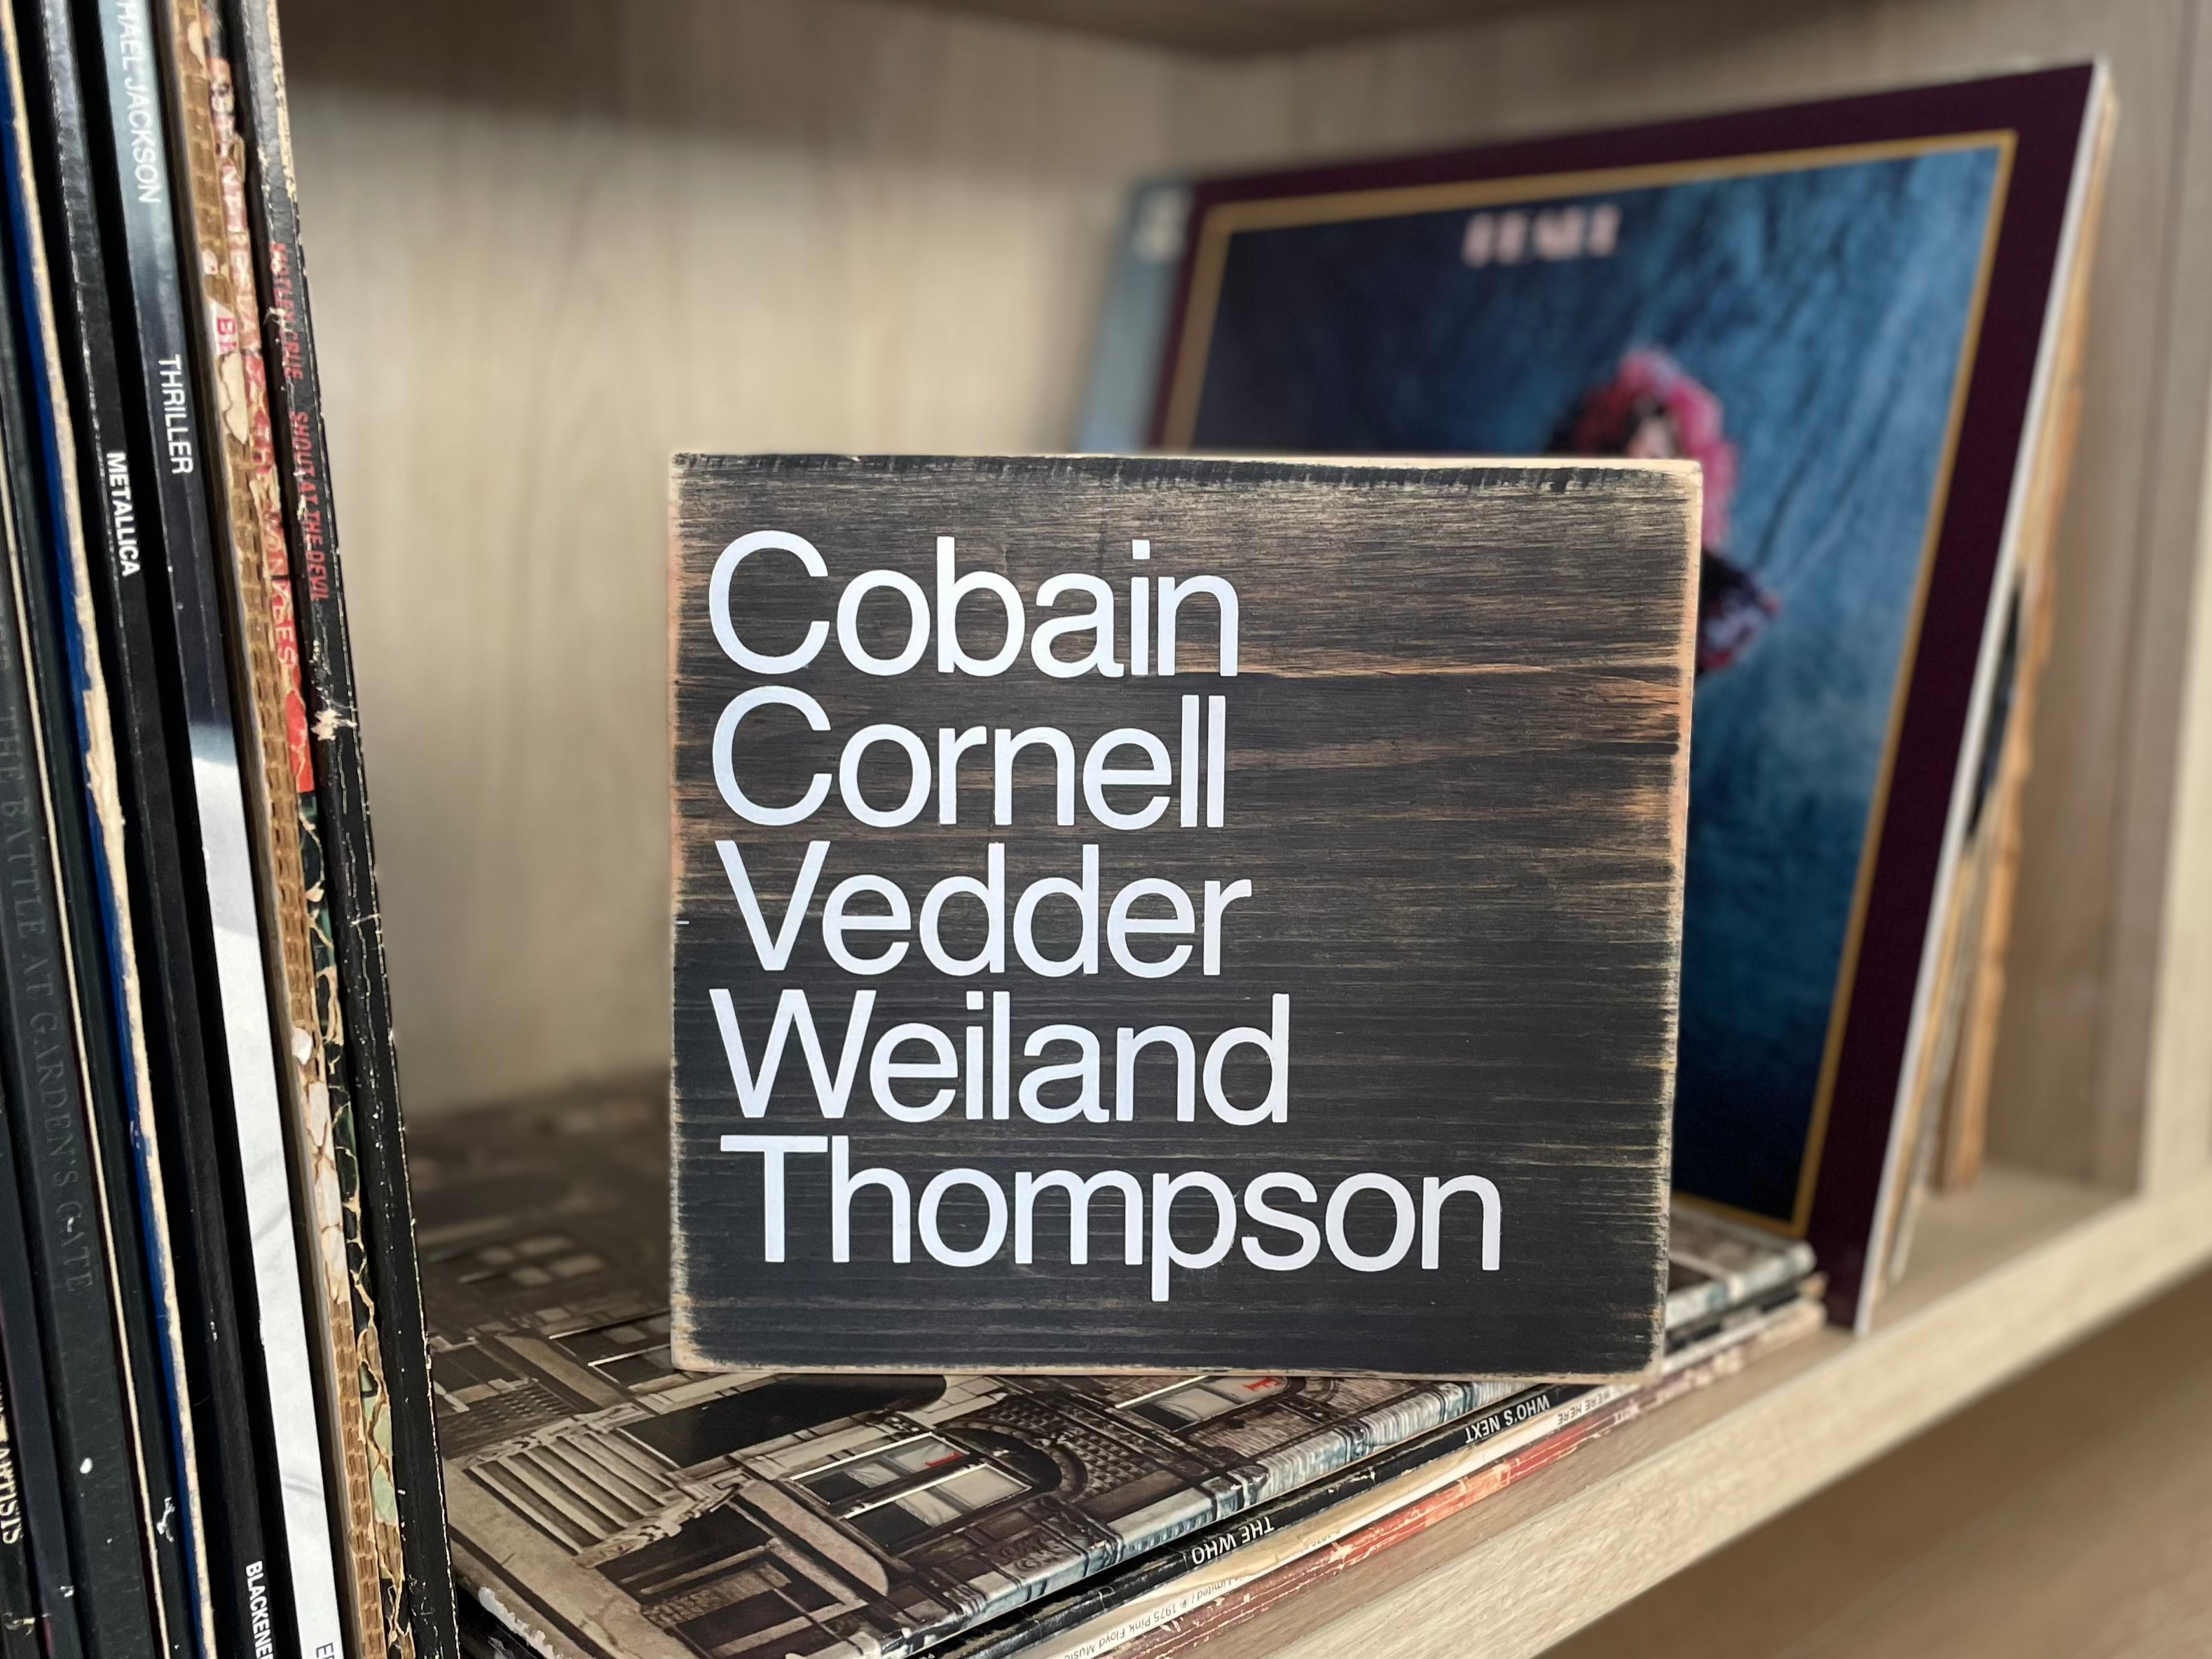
left=1117, top=1375, right=1289, bottom=1430
left=797, top=1434, right=966, bottom=1505
left=795, top=1432, right=1040, bottom=1552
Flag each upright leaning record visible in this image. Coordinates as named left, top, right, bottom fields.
left=670, top=455, right=1699, bottom=1379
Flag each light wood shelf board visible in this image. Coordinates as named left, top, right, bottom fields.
left=1176, top=1162, right=2212, bottom=1659
left=1876, top=1164, right=2115, bottom=1317
left=1551, top=1264, right=2212, bottom=1658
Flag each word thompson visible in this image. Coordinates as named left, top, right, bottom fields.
left=717, top=1134, right=1503, bottom=1301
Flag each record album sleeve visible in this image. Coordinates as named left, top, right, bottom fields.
left=0, top=219, right=158, bottom=1659
left=1090, top=1291, right=1827, bottom=1659
left=0, top=1372, right=34, bottom=1659
left=417, top=1088, right=1810, bottom=1659
left=0, top=1173, right=79, bottom=1659
left=217, top=0, right=459, bottom=1644
left=1125, top=64, right=2113, bottom=1325
left=78, top=0, right=345, bottom=1648
left=20, top=0, right=292, bottom=1645
left=157, top=1, right=406, bottom=1648
left=0, top=3, right=233, bottom=1648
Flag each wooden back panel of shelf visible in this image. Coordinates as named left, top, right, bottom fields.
left=280, top=0, right=2212, bottom=1203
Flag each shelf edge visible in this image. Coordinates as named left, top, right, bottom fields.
left=1230, top=1166, right=2212, bottom=1659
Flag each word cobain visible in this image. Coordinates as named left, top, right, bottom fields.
left=703, top=530, right=1502, bottom=1300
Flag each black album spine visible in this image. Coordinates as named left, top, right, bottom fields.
left=0, top=1237, right=79, bottom=1659
left=20, top=0, right=277, bottom=1651
left=0, top=1372, right=39, bottom=1659
left=220, top=0, right=457, bottom=1653
left=0, top=53, right=90, bottom=1659
left=153, top=0, right=386, bottom=1648
left=76, top=0, right=346, bottom=1653
left=0, top=230, right=156, bottom=1659
left=0, top=3, right=215, bottom=1652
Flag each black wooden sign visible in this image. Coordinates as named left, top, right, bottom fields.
left=670, top=455, right=1698, bottom=1378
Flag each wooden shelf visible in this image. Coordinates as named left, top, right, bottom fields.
left=1134, top=1162, right=2212, bottom=1658
left=289, top=0, right=2212, bottom=1182
left=279, top=0, right=2212, bottom=1641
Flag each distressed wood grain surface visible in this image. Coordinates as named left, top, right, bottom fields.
left=668, top=454, right=1695, bottom=1376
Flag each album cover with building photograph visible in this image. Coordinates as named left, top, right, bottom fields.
left=420, top=1089, right=1810, bottom=1659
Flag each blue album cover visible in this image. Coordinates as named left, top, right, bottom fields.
left=1112, top=142, right=2008, bottom=1228
left=1074, top=179, right=1190, bottom=454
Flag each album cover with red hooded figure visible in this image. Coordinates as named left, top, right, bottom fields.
left=1104, top=64, right=2113, bottom=1326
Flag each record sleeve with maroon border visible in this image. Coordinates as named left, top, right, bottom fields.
left=1142, top=65, right=2109, bottom=1325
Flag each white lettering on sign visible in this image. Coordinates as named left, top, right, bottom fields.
left=710, top=532, right=1238, bottom=681
left=717, top=1134, right=1503, bottom=1300
left=700, top=532, right=1502, bottom=1294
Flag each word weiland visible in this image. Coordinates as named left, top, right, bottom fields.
left=712, top=987, right=1286, bottom=1124
left=720, top=1134, right=1501, bottom=1302
left=698, top=526, right=1506, bottom=1296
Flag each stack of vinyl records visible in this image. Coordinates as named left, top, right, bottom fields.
left=0, top=1, right=453, bottom=1658
left=422, top=1091, right=1822, bottom=1659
